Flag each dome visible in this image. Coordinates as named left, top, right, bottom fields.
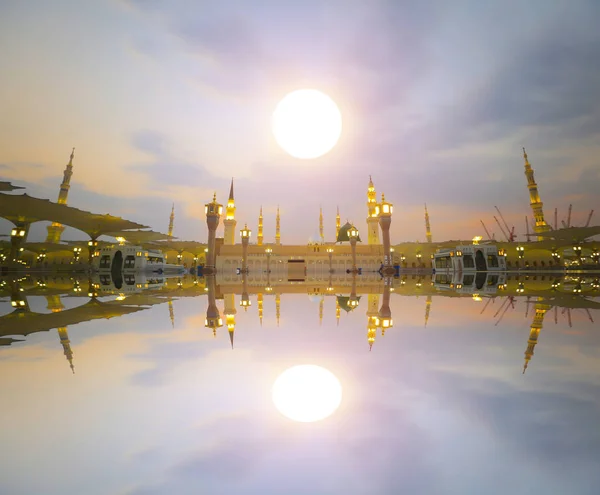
left=336, top=295, right=361, bottom=312
left=336, top=222, right=362, bottom=243
left=307, top=294, right=321, bottom=303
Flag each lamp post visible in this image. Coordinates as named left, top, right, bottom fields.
left=240, top=224, right=251, bottom=274
left=377, top=276, right=394, bottom=334
left=327, top=247, right=334, bottom=273
left=240, top=270, right=251, bottom=311
left=204, top=194, right=223, bottom=274
left=348, top=225, right=359, bottom=274
left=265, top=247, right=273, bottom=274
left=348, top=271, right=359, bottom=309
left=376, top=193, right=394, bottom=275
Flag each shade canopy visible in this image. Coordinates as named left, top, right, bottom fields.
left=0, top=193, right=148, bottom=237
left=103, top=230, right=174, bottom=244
left=0, top=181, right=24, bottom=191
left=527, top=226, right=600, bottom=243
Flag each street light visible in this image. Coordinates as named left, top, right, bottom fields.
left=326, top=247, right=334, bottom=273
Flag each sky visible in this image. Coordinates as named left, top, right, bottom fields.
left=1, top=0, right=600, bottom=244
left=1, top=289, right=599, bottom=494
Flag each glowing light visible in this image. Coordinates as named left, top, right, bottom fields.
left=272, top=89, right=342, bottom=159
left=272, top=365, right=342, bottom=422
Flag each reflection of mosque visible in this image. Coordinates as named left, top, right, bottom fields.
left=2, top=272, right=599, bottom=374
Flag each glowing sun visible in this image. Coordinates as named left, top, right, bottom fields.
left=272, top=89, right=342, bottom=159
left=272, top=365, right=343, bottom=422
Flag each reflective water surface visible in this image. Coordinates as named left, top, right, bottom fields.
left=1, top=273, right=599, bottom=495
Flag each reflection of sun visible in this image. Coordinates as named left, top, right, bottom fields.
left=272, top=365, right=342, bottom=422
left=272, top=89, right=342, bottom=159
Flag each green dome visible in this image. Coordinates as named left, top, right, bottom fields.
left=336, top=295, right=361, bottom=312
left=336, top=222, right=362, bottom=243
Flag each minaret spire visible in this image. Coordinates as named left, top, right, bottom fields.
left=319, top=295, right=324, bottom=326
left=424, top=204, right=432, bottom=243
left=336, top=297, right=341, bottom=326
left=223, top=178, right=237, bottom=245
left=257, top=206, right=264, bottom=246
left=366, top=176, right=380, bottom=245
left=275, top=206, right=281, bottom=246
left=319, top=207, right=324, bottom=244
left=257, top=292, right=263, bottom=326
left=224, top=293, right=236, bottom=349
left=275, top=293, right=281, bottom=326
left=168, top=204, right=175, bottom=238
left=522, top=148, right=551, bottom=240
left=335, top=206, right=341, bottom=240
left=46, top=148, right=75, bottom=243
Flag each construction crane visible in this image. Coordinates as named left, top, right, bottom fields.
left=495, top=206, right=515, bottom=242
left=562, top=204, right=573, bottom=228
left=585, top=209, right=594, bottom=227
left=480, top=220, right=493, bottom=241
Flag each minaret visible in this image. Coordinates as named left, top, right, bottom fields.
left=46, top=148, right=75, bottom=243
left=366, top=176, right=380, bottom=245
left=424, top=295, right=432, bottom=327
left=335, top=297, right=341, bottom=326
left=367, top=293, right=380, bottom=350
left=275, top=293, right=281, bottom=326
left=223, top=293, right=237, bottom=349
left=275, top=206, right=281, bottom=246
left=424, top=204, right=432, bottom=243
left=336, top=206, right=341, bottom=240
left=319, top=207, right=324, bottom=244
left=167, top=204, right=175, bottom=240
left=257, top=206, right=264, bottom=246
left=522, top=148, right=551, bottom=240
left=168, top=300, right=175, bottom=328
left=523, top=299, right=551, bottom=374
left=204, top=276, right=223, bottom=337
left=223, top=179, right=237, bottom=245
left=367, top=318, right=377, bottom=350
left=204, top=193, right=222, bottom=274
left=257, top=292, right=263, bottom=326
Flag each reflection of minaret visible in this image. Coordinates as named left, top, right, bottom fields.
left=367, top=316, right=377, bottom=350
left=257, top=292, right=263, bottom=326
left=168, top=300, right=175, bottom=328
left=378, top=277, right=394, bottom=339
left=336, top=297, right=340, bottom=326
left=523, top=298, right=551, bottom=374
left=424, top=295, right=432, bottom=327
left=223, top=179, right=237, bottom=246
left=275, top=206, right=281, bottom=246
left=424, top=204, right=432, bottom=244
left=319, top=295, right=324, bottom=326
left=319, top=207, right=324, bottom=244
left=204, top=276, right=223, bottom=337
left=367, top=293, right=380, bottom=350
left=46, top=295, right=75, bottom=373
left=46, top=148, right=75, bottom=243
left=336, top=206, right=341, bottom=240
left=223, top=293, right=237, bottom=349
left=275, top=293, right=281, bottom=326
left=366, top=176, right=380, bottom=245
left=168, top=204, right=175, bottom=238
left=58, top=328, right=75, bottom=374
left=522, top=148, right=551, bottom=240
left=257, top=206, right=264, bottom=246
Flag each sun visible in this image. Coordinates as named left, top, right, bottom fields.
left=272, top=89, right=342, bottom=159
left=272, top=365, right=343, bottom=422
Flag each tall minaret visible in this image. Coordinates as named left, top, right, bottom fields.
left=367, top=293, right=380, bottom=350
left=275, top=206, right=281, bottom=246
left=523, top=298, right=551, bottom=374
left=223, top=179, right=237, bottom=245
left=424, top=295, right=432, bottom=327
left=319, top=207, right=324, bottom=244
left=275, top=293, right=281, bottom=326
left=366, top=176, right=380, bottom=245
left=335, top=297, right=341, bottom=326
left=424, top=204, right=432, bottom=243
left=223, top=293, right=237, bottom=349
left=168, top=204, right=175, bottom=238
left=336, top=206, right=341, bottom=240
left=257, top=206, right=264, bottom=246
left=367, top=318, right=377, bottom=350
left=522, top=148, right=551, bottom=240
left=46, top=148, right=75, bottom=243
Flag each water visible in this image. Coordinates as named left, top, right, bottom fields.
left=1, top=273, right=599, bottom=495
